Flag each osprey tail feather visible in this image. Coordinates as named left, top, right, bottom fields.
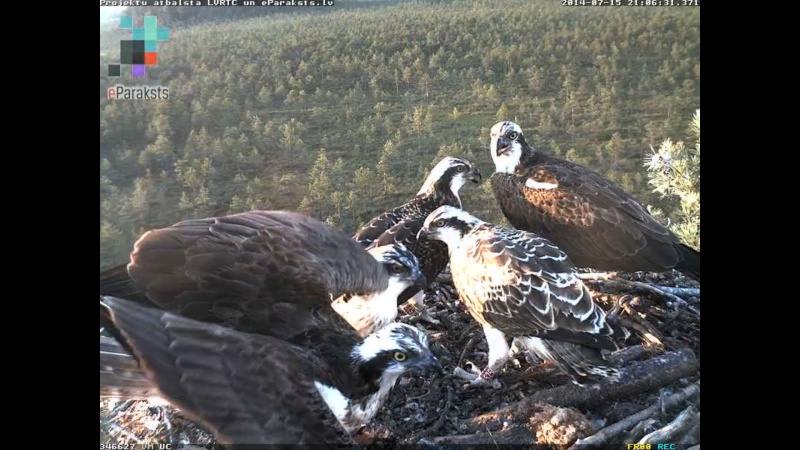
left=677, top=244, right=700, bottom=282
left=100, top=334, right=160, bottom=399
left=516, top=336, right=620, bottom=384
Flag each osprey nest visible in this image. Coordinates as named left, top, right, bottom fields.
left=100, top=267, right=700, bottom=449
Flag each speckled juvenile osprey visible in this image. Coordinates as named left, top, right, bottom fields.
left=351, top=156, right=482, bottom=313
left=99, top=210, right=426, bottom=338
left=488, top=121, right=700, bottom=281
left=99, top=210, right=440, bottom=444
left=418, top=206, right=620, bottom=388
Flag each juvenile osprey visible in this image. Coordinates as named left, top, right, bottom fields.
left=418, top=206, right=620, bottom=388
left=352, top=156, right=482, bottom=312
left=488, top=121, right=700, bottom=281
left=99, top=210, right=426, bottom=339
left=101, top=295, right=440, bottom=445
left=331, top=243, right=427, bottom=336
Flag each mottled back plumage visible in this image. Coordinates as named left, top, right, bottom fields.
left=352, top=157, right=481, bottom=303
left=489, top=121, right=699, bottom=281
left=419, top=206, right=619, bottom=385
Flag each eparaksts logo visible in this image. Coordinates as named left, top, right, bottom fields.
left=107, top=85, right=170, bottom=100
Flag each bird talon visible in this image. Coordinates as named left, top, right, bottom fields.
left=453, top=367, right=479, bottom=381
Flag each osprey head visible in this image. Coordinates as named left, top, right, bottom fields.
left=490, top=121, right=526, bottom=173
left=417, top=156, right=482, bottom=204
left=417, top=205, right=482, bottom=248
left=368, top=243, right=427, bottom=295
left=353, top=322, right=441, bottom=376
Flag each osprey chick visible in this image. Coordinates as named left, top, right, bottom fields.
left=353, top=156, right=481, bottom=316
left=418, top=206, right=620, bottom=388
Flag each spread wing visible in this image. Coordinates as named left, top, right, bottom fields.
left=101, top=296, right=355, bottom=446
left=104, top=211, right=389, bottom=339
left=458, top=227, right=615, bottom=350
left=490, top=161, right=688, bottom=273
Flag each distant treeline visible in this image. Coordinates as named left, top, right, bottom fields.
left=100, top=0, right=700, bottom=269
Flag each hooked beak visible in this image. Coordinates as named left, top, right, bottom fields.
left=416, top=228, right=429, bottom=242
left=496, top=137, right=511, bottom=156
left=414, top=354, right=443, bottom=376
left=411, top=266, right=427, bottom=292
left=469, top=168, right=482, bottom=184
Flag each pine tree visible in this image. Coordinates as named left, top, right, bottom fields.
left=645, top=109, right=700, bottom=250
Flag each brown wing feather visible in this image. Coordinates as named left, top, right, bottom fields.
left=367, top=218, right=449, bottom=285
left=123, top=211, right=387, bottom=338
left=453, top=226, right=615, bottom=350
left=101, top=296, right=354, bottom=445
left=491, top=159, right=698, bottom=276
left=352, top=211, right=399, bottom=248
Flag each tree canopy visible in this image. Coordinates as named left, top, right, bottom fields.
left=100, top=0, right=700, bottom=269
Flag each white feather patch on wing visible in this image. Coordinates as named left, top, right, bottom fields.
left=525, top=178, right=558, bottom=190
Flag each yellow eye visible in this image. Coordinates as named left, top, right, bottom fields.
left=456, top=165, right=466, bottom=172
left=508, top=132, right=519, bottom=140
left=434, top=220, right=445, bottom=227
left=393, top=352, right=407, bottom=361
left=390, top=263, right=404, bottom=274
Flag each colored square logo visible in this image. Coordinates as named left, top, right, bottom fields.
left=107, top=14, right=169, bottom=78
left=132, top=65, right=146, bottom=78
left=119, top=15, right=133, bottom=29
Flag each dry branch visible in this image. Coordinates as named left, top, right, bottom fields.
left=569, top=381, right=700, bottom=447
left=466, top=348, right=698, bottom=431
left=578, top=273, right=692, bottom=307
left=638, top=405, right=699, bottom=445
left=419, top=427, right=537, bottom=445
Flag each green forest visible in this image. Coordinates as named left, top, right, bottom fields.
left=99, top=0, right=700, bottom=270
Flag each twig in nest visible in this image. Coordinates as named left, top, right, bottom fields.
left=101, top=419, right=144, bottom=445
left=618, top=317, right=664, bottom=348
left=457, top=335, right=478, bottom=368
left=678, top=420, right=701, bottom=446
left=411, top=385, right=454, bottom=441
left=458, top=321, right=480, bottom=342
left=623, top=418, right=656, bottom=443
left=578, top=273, right=691, bottom=308
left=651, top=286, right=700, bottom=298
left=606, top=295, right=631, bottom=322
left=468, top=349, right=699, bottom=426
left=159, top=407, right=178, bottom=448
left=608, top=344, right=652, bottom=366
left=569, top=381, right=699, bottom=448
left=638, top=405, right=700, bottom=444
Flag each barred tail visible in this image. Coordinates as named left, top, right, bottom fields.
left=518, top=337, right=620, bottom=384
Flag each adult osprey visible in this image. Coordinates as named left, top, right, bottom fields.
left=351, top=156, right=482, bottom=313
left=101, top=295, right=440, bottom=445
left=418, top=206, right=620, bottom=388
left=488, top=121, right=700, bottom=281
left=99, top=210, right=440, bottom=444
left=99, top=210, right=427, bottom=338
